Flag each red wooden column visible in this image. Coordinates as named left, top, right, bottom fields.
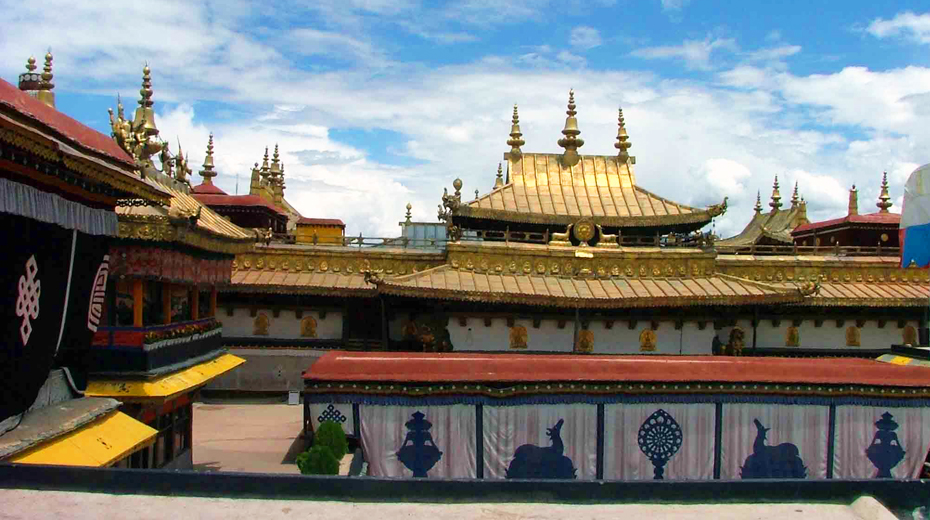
left=163, top=283, right=172, bottom=325
left=191, top=288, right=200, bottom=321
left=133, top=279, right=144, bottom=327
left=209, top=287, right=217, bottom=318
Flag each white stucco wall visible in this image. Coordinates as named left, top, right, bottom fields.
left=218, top=307, right=343, bottom=340
left=718, top=319, right=918, bottom=350
left=448, top=318, right=715, bottom=355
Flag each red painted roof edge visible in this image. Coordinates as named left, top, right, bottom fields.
left=793, top=212, right=901, bottom=235
left=0, top=78, right=135, bottom=168
left=303, top=351, right=930, bottom=388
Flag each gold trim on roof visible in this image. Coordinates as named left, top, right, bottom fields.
left=86, top=354, right=245, bottom=402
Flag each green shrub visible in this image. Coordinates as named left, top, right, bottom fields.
left=296, top=445, right=340, bottom=475
left=314, top=421, right=348, bottom=458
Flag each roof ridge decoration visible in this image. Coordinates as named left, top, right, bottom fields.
left=109, top=65, right=163, bottom=168
left=36, top=51, right=55, bottom=108
left=614, top=107, right=633, bottom=163
left=18, top=56, right=41, bottom=93
left=557, top=89, right=584, bottom=167
left=507, top=104, right=525, bottom=157
left=791, top=182, right=800, bottom=207
left=877, top=171, right=893, bottom=213
left=769, top=175, right=782, bottom=211
left=200, top=133, right=216, bottom=184
left=494, top=162, right=504, bottom=188
left=754, top=191, right=762, bottom=214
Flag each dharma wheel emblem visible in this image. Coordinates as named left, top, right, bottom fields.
left=638, top=408, right=683, bottom=480
left=572, top=218, right=596, bottom=243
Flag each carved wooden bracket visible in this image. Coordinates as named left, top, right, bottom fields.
left=484, top=317, right=492, bottom=327
left=319, top=310, right=327, bottom=320
left=792, top=318, right=802, bottom=327
left=651, top=321, right=660, bottom=331
left=225, top=306, right=234, bottom=317
left=458, top=316, right=468, bottom=327
left=532, top=317, right=542, bottom=329
left=855, top=319, right=866, bottom=328
left=506, top=316, right=515, bottom=327
left=604, top=320, right=614, bottom=330
left=272, top=308, right=281, bottom=318
left=581, top=319, right=590, bottom=330
left=771, top=319, right=781, bottom=328
left=249, top=307, right=257, bottom=318
left=877, top=319, right=887, bottom=329
left=295, top=309, right=303, bottom=319
left=697, top=321, right=707, bottom=331
left=897, top=319, right=907, bottom=329
left=557, top=320, right=567, bottom=329
left=835, top=319, right=845, bottom=328
left=814, top=319, right=823, bottom=328
left=628, top=320, right=638, bottom=330
left=674, top=319, right=683, bottom=331
left=713, top=320, right=724, bottom=331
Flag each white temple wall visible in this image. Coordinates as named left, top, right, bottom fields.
left=718, top=319, right=919, bottom=350
left=218, top=307, right=343, bottom=340
left=449, top=318, right=574, bottom=352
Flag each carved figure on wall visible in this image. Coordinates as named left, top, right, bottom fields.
left=741, top=419, right=807, bottom=479
left=903, top=325, right=918, bottom=346
left=638, top=409, right=683, bottom=480
left=866, top=412, right=906, bottom=478
left=510, top=325, right=528, bottom=349
left=639, top=329, right=657, bottom=352
left=846, top=326, right=861, bottom=347
left=396, top=411, right=442, bottom=478
left=726, top=327, right=745, bottom=356
left=506, top=419, right=577, bottom=479
left=785, top=326, right=800, bottom=347
left=300, top=316, right=318, bottom=338
left=253, top=313, right=269, bottom=336
left=574, top=329, right=594, bottom=353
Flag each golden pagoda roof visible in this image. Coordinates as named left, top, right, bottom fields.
left=459, top=152, right=725, bottom=228
left=717, top=179, right=808, bottom=249
left=117, top=174, right=255, bottom=255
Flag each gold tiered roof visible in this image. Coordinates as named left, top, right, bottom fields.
left=453, top=93, right=726, bottom=230
left=717, top=177, right=809, bottom=249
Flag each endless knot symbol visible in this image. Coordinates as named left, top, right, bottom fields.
left=318, top=404, right=347, bottom=424
left=15, top=255, right=41, bottom=346
left=87, top=255, right=110, bottom=334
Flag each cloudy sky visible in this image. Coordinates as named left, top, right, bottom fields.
left=3, top=0, right=930, bottom=237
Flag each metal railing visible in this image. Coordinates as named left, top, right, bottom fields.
left=716, top=243, right=901, bottom=257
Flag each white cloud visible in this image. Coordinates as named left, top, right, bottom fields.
left=660, top=0, right=691, bottom=12
left=631, top=37, right=738, bottom=70
left=697, top=158, right=753, bottom=200
left=570, top=26, right=602, bottom=50
left=867, top=11, right=930, bottom=45
left=745, top=45, right=801, bottom=62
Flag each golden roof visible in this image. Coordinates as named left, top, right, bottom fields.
left=785, top=281, right=928, bottom=307
left=460, top=152, right=725, bottom=228
left=117, top=175, right=255, bottom=255
left=373, top=265, right=801, bottom=309
left=228, top=270, right=374, bottom=296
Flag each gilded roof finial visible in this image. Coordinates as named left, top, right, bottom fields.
left=557, top=89, right=584, bottom=167
left=200, top=133, right=217, bottom=184
left=494, top=162, right=504, bottom=188
left=614, top=107, right=633, bottom=163
left=754, top=191, right=762, bottom=214
left=453, top=178, right=463, bottom=198
left=507, top=104, right=525, bottom=156
left=261, top=146, right=270, bottom=174
left=791, top=182, right=799, bottom=207
left=848, top=184, right=858, bottom=216
left=270, top=143, right=281, bottom=174
left=405, top=202, right=412, bottom=223
left=132, top=64, right=158, bottom=137
left=35, top=51, right=55, bottom=108
left=877, top=171, right=893, bottom=213
left=19, top=56, right=41, bottom=93
left=769, top=175, right=782, bottom=211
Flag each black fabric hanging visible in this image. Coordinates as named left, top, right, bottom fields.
left=0, top=213, right=74, bottom=423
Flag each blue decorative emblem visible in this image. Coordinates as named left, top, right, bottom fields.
left=396, top=411, right=443, bottom=478
left=318, top=404, right=347, bottom=424
left=866, top=412, right=906, bottom=478
left=741, top=418, right=807, bottom=479
left=638, top=409, right=683, bottom=480
left=506, top=419, right=577, bottom=479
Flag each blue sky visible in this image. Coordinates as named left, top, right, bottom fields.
left=3, top=0, right=930, bottom=236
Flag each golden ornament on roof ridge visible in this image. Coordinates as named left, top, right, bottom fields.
left=507, top=103, right=525, bottom=156
left=877, top=171, right=893, bottom=213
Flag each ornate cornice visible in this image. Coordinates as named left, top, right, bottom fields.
left=118, top=215, right=253, bottom=255
left=452, top=204, right=717, bottom=229
left=231, top=246, right=445, bottom=276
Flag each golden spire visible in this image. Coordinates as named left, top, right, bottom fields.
left=200, top=133, right=217, bottom=184
left=36, top=51, right=55, bottom=108
left=270, top=144, right=281, bottom=174
left=614, top=107, right=633, bottom=162
left=494, top=162, right=504, bottom=188
left=260, top=146, right=270, bottom=180
left=557, top=89, right=584, bottom=166
left=769, top=175, right=782, bottom=211
left=877, top=171, right=893, bottom=213
left=18, top=56, right=41, bottom=92
left=133, top=64, right=158, bottom=137
left=405, top=202, right=412, bottom=224
left=506, top=104, right=525, bottom=156
left=791, top=181, right=799, bottom=207
left=754, top=191, right=762, bottom=214
left=848, top=184, right=858, bottom=216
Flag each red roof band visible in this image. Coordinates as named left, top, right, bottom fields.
left=793, top=212, right=900, bottom=235
left=304, top=351, right=930, bottom=388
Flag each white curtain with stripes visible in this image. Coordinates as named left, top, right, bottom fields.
left=832, top=405, right=930, bottom=479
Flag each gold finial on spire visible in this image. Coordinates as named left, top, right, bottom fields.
left=877, top=171, right=893, bottom=213
left=35, top=51, right=55, bottom=108
left=769, top=175, right=782, bottom=211
left=494, top=162, right=504, bottom=188
left=791, top=181, right=800, bottom=207
left=200, top=133, right=217, bottom=184
left=270, top=143, right=281, bottom=174
left=507, top=104, right=525, bottom=156
left=405, top=202, right=413, bottom=223
left=557, top=89, right=584, bottom=166
left=754, top=191, right=762, bottom=214
left=26, top=56, right=37, bottom=72
left=614, top=107, right=633, bottom=163
left=132, top=64, right=158, bottom=137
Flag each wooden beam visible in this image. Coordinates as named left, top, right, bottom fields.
left=209, top=287, right=217, bottom=318
left=191, top=289, right=199, bottom=321
left=162, top=283, right=171, bottom=325
left=132, top=279, right=143, bottom=327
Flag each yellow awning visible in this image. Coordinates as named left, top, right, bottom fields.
left=10, top=411, right=156, bottom=467
left=85, top=353, right=245, bottom=401
left=877, top=353, right=930, bottom=368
